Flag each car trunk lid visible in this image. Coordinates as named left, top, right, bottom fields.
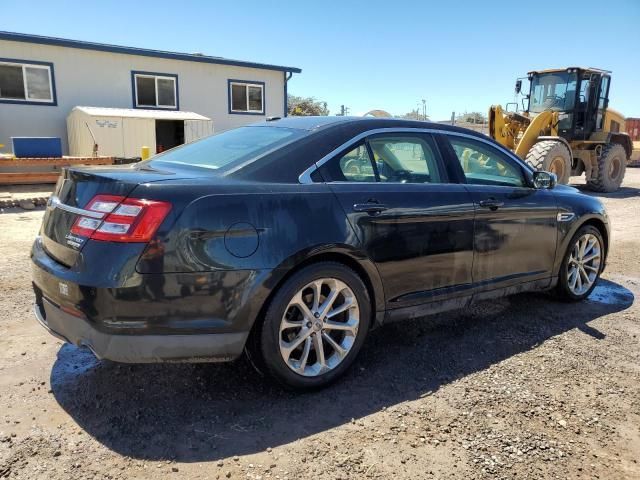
left=40, top=164, right=195, bottom=267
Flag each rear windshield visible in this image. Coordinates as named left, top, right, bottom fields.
left=146, top=126, right=305, bottom=170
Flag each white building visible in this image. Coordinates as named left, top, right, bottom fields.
left=0, top=31, right=301, bottom=155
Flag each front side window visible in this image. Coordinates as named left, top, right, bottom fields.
left=133, top=72, right=177, bottom=109
left=0, top=60, right=55, bottom=104
left=229, top=80, right=264, bottom=114
left=597, top=76, right=610, bottom=129
left=447, top=136, right=525, bottom=187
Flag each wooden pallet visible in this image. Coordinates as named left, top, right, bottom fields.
left=0, top=157, right=115, bottom=185
left=0, top=172, right=61, bottom=185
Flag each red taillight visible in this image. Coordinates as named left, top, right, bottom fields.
left=71, top=195, right=171, bottom=243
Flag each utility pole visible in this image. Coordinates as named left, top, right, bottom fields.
left=422, top=99, right=426, bottom=120
left=338, top=105, right=350, bottom=116
left=451, top=111, right=456, bottom=126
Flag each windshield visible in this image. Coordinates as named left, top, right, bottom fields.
left=145, top=126, right=305, bottom=170
left=529, top=72, right=577, bottom=113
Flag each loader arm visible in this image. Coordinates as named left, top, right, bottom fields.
left=488, top=105, right=516, bottom=151
left=514, top=110, right=559, bottom=158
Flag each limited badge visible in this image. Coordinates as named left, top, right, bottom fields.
left=59, top=283, right=69, bottom=296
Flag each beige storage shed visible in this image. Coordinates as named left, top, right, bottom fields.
left=67, top=106, right=213, bottom=158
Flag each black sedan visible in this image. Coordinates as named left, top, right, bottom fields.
left=31, top=117, right=609, bottom=389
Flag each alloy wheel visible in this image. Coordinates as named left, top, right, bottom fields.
left=279, top=278, right=360, bottom=377
left=567, top=233, right=601, bottom=296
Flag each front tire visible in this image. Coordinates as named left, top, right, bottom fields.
left=252, top=262, right=371, bottom=390
left=556, top=225, right=604, bottom=301
left=525, top=140, right=572, bottom=184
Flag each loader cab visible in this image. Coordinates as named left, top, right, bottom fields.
left=526, top=67, right=611, bottom=142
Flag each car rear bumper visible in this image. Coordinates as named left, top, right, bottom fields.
left=34, top=297, right=248, bottom=363
left=30, top=235, right=271, bottom=363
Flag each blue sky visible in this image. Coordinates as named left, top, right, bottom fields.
left=3, top=0, right=639, bottom=119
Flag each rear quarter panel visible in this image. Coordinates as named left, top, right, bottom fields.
left=133, top=180, right=386, bottom=322
left=134, top=181, right=359, bottom=273
left=132, top=179, right=390, bottom=326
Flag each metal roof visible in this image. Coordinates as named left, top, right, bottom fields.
left=72, top=106, right=210, bottom=121
left=528, top=66, right=611, bottom=75
left=0, top=31, right=301, bottom=73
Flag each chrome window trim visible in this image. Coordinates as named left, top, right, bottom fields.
left=49, top=196, right=105, bottom=219
left=298, top=127, right=534, bottom=184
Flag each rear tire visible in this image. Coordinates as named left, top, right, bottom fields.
left=586, top=143, right=626, bottom=193
left=525, top=140, right=572, bottom=184
left=250, top=262, right=371, bottom=390
left=556, top=225, right=604, bottom=301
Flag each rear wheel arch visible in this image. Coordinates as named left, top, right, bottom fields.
left=609, top=133, right=633, bottom=159
left=255, top=250, right=384, bottom=332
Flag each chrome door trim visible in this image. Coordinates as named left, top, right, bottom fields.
left=298, top=127, right=535, bottom=184
left=49, top=196, right=105, bottom=219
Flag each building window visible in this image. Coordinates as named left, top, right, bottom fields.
left=0, top=59, right=55, bottom=105
left=228, top=80, right=264, bottom=114
left=132, top=71, right=178, bottom=109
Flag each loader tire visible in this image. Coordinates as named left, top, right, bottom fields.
left=585, top=143, right=626, bottom=193
left=525, top=140, right=572, bottom=184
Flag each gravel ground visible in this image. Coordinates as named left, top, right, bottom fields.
left=0, top=170, right=639, bottom=480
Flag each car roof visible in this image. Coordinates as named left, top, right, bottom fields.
left=252, top=116, right=487, bottom=138
left=231, top=116, right=493, bottom=183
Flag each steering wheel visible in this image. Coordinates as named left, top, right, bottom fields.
left=542, top=95, right=563, bottom=108
left=388, top=169, right=413, bottom=183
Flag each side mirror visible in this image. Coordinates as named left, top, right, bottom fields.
left=515, top=80, right=522, bottom=94
left=533, top=171, right=557, bottom=189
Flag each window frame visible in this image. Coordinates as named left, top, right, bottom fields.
left=228, top=79, right=265, bottom=115
left=440, top=134, right=530, bottom=188
left=131, top=71, right=179, bottom=110
left=300, top=128, right=535, bottom=185
left=0, top=57, right=56, bottom=106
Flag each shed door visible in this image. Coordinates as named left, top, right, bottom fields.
left=184, top=120, right=214, bottom=143
left=122, top=118, right=155, bottom=158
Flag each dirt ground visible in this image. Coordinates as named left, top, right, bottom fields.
left=0, top=170, right=638, bottom=480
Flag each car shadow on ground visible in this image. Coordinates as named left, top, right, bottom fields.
left=50, top=279, right=634, bottom=462
left=572, top=183, right=640, bottom=199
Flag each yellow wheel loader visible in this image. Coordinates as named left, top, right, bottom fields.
left=489, top=67, right=632, bottom=192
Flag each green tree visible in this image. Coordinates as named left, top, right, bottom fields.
left=288, top=95, right=329, bottom=116
left=457, top=112, right=486, bottom=124
left=399, top=109, right=429, bottom=121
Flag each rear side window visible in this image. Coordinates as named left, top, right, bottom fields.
left=446, top=136, right=526, bottom=187
left=147, top=126, right=304, bottom=171
left=338, top=144, right=376, bottom=182
left=368, top=135, right=442, bottom=183
left=319, top=133, right=445, bottom=183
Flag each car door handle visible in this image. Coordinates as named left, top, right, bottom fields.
left=479, top=198, right=505, bottom=210
left=353, top=202, right=388, bottom=214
